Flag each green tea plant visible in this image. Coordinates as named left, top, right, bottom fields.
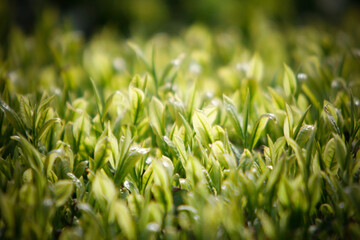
left=0, top=18, right=360, bottom=239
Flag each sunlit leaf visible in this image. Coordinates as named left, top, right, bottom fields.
left=286, top=137, right=305, bottom=175
left=283, top=64, right=297, bottom=96
left=110, top=200, right=137, bottom=240
left=295, top=124, right=314, bottom=148
left=324, top=103, right=340, bottom=135
left=127, top=41, right=151, bottom=70
left=129, top=87, right=145, bottom=125
left=93, top=171, right=116, bottom=204
left=223, top=95, right=244, bottom=141
left=308, top=173, right=321, bottom=210
left=293, top=105, right=311, bottom=139
left=11, top=135, right=43, bottom=172
left=0, top=98, right=26, bottom=135
left=257, top=210, right=276, bottom=239
left=192, top=110, right=214, bottom=146
left=37, top=118, right=61, bottom=142
left=149, top=97, right=165, bottom=137
left=115, top=144, right=150, bottom=186
left=247, top=53, right=264, bottom=81
left=250, top=113, right=276, bottom=149
left=93, top=136, right=112, bottom=171
left=151, top=159, right=173, bottom=212
left=334, top=134, right=347, bottom=171
left=54, top=180, right=74, bottom=207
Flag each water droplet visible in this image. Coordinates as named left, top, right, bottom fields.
left=145, top=157, right=152, bottom=165
left=236, top=62, right=249, bottom=73
left=54, top=88, right=62, bottom=96
left=162, top=159, right=171, bottom=169
left=309, top=225, right=317, bottom=234
left=137, top=147, right=150, bottom=154
left=147, top=222, right=160, bottom=232
left=354, top=98, right=360, bottom=107
left=211, top=99, right=220, bottom=106
left=303, top=125, right=315, bottom=131
left=113, top=57, right=126, bottom=72
left=169, top=97, right=184, bottom=108
left=352, top=48, right=360, bottom=57
left=297, top=73, right=307, bottom=81
left=268, top=113, right=276, bottom=119
left=205, top=91, right=214, bottom=99
left=171, top=59, right=181, bottom=66
left=8, top=71, right=18, bottom=84
left=189, top=61, right=202, bottom=75
left=171, top=53, right=186, bottom=66
left=43, top=199, right=54, bottom=207
left=124, top=180, right=131, bottom=190
left=331, top=80, right=340, bottom=88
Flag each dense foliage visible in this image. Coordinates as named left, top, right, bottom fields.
left=0, top=11, right=360, bottom=239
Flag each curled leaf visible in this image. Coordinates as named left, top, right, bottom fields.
left=250, top=113, right=276, bottom=149
left=192, top=110, right=214, bottom=146
left=54, top=180, right=74, bottom=207
left=283, top=64, right=297, bottom=96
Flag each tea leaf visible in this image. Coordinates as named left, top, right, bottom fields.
left=90, top=78, right=104, bottom=121
left=192, top=110, right=214, bottom=146
left=93, top=171, right=116, bottom=204
left=0, top=98, right=26, bottom=135
left=115, top=145, right=150, bottom=186
left=149, top=97, right=165, bottom=137
left=152, top=159, right=173, bottom=212
left=37, top=118, right=61, bottom=142
left=250, top=113, right=276, bottom=149
left=247, top=53, right=264, bottom=81
left=173, top=135, right=187, bottom=166
left=243, top=89, right=250, bottom=147
left=103, top=90, right=123, bottom=117
left=111, top=200, right=136, bottom=239
left=67, top=172, right=84, bottom=198
left=127, top=41, right=151, bottom=71
left=37, top=94, right=55, bottom=115
left=223, top=95, right=244, bottom=141
left=179, top=113, right=193, bottom=145
left=268, top=87, right=285, bottom=109
left=334, top=134, right=347, bottom=171
left=93, top=136, right=112, bottom=171
left=308, top=173, right=321, bottom=210
left=293, top=105, right=311, bottom=139
left=11, top=135, right=43, bottom=173
left=324, top=103, right=340, bottom=135
left=54, top=180, right=74, bottom=207
left=283, top=64, right=297, bottom=96
left=295, top=125, right=314, bottom=148
left=286, top=137, right=305, bottom=175
left=258, top=210, right=276, bottom=239
left=129, top=87, right=145, bottom=125
left=323, top=138, right=338, bottom=174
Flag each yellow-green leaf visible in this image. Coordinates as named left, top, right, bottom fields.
left=283, top=64, right=297, bottom=96
left=55, top=180, right=74, bottom=207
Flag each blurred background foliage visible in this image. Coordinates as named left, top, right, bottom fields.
left=1, top=0, right=360, bottom=96
left=2, top=0, right=360, bottom=33
left=1, top=0, right=360, bottom=41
